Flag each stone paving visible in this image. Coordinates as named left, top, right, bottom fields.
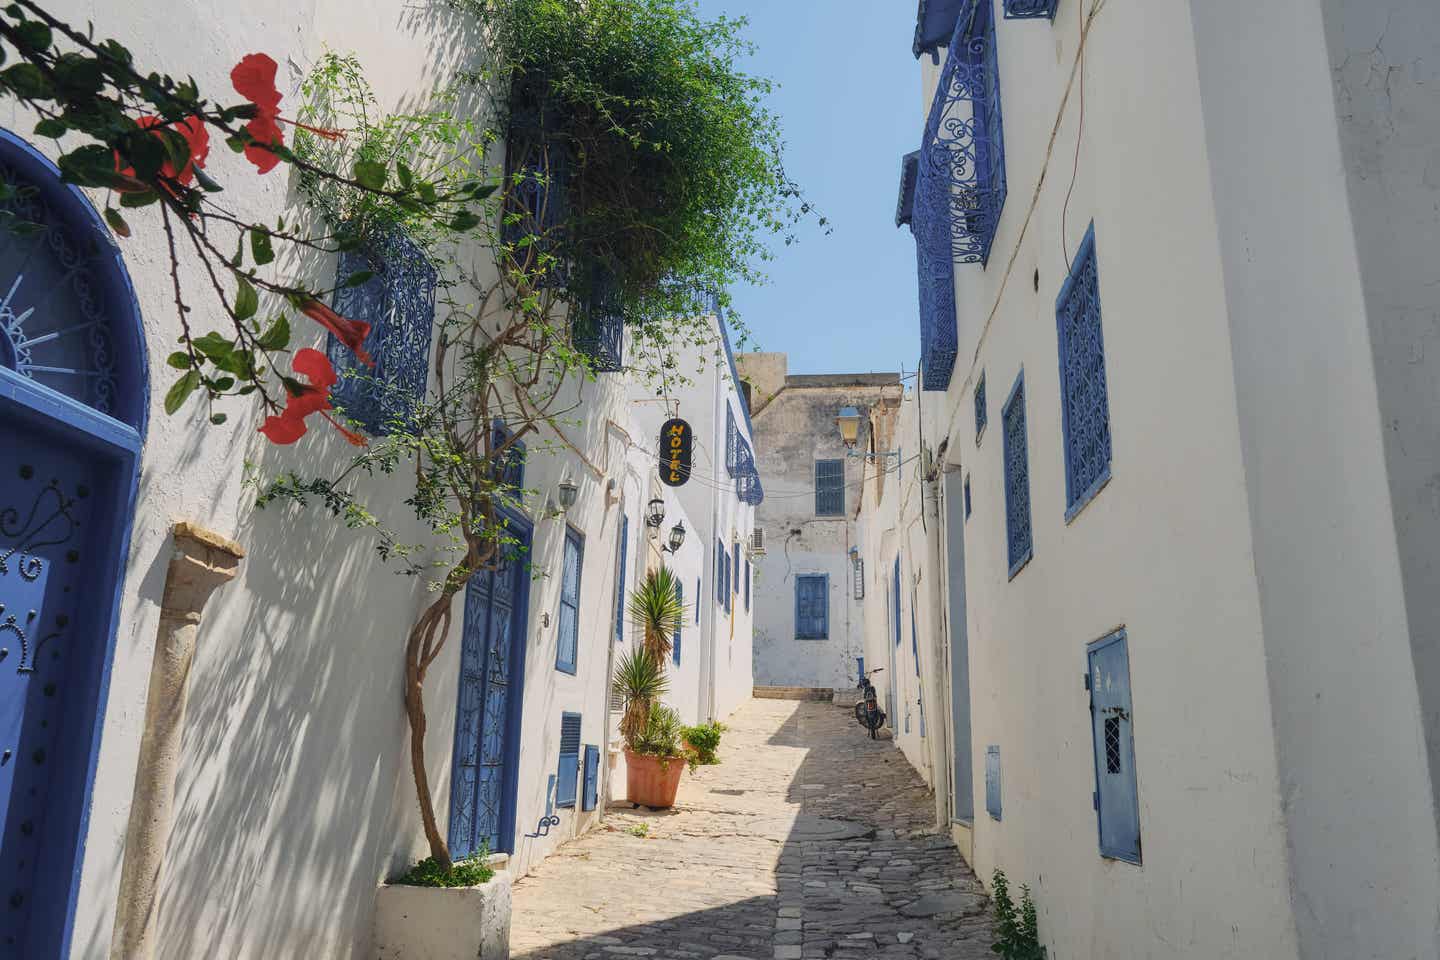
left=510, top=698, right=993, bottom=960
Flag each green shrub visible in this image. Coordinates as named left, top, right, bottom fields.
left=681, top=720, right=725, bottom=766
left=393, top=849, right=494, bottom=888
left=991, top=869, right=1046, bottom=960
left=632, top=704, right=684, bottom=759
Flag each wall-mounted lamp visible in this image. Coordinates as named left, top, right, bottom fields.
left=661, top=521, right=687, bottom=554
left=645, top=496, right=666, bottom=532
left=835, top=405, right=900, bottom=463
left=556, top=479, right=579, bottom=511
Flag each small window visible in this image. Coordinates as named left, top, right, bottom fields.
left=794, top=574, right=829, bottom=639
left=1057, top=223, right=1112, bottom=521
left=1088, top=629, right=1141, bottom=863
left=744, top=559, right=751, bottom=612
left=581, top=744, right=600, bottom=811
left=974, top=372, right=987, bottom=444
left=613, top=515, right=628, bottom=643
left=673, top=580, right=683, bottom=666
left=985, top=745, right=1002, bottom=820
left=556, top=712, right=582, bottom=808
left=556, top=528, right=583, bottom=674
left=815, top=459, right=845, bottom=516
left=1002, top=372, right=1033, bottom=578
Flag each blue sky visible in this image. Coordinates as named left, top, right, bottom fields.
left=693, top=0, right=920, bottom=376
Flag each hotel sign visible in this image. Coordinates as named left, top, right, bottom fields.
left=660, top=418, right=692, bottom=487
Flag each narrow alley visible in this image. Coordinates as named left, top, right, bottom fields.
left=510, top=700, right=993, bottom=960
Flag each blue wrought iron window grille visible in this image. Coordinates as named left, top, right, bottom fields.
left=974, top=371, right=988, bottom=443
left=1056, top=223, right=1112, bottom=521
left=573, top=265, right=624, bottom=372
left=907, top=0, right=1008, bottom=392
left=327, top=226, right=437, bottom=436
left=1004, top=0, right=1058, bottom=20
left=725, top=405, right=739, bottom=477
left=734, top=434, right=764, bottom=505
left=503, top=78, right=569, bottom=289
left=1002, top=372, right=1033, bottom=578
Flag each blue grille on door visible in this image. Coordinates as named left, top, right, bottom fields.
left=448, top=517, right=532, bottom=858
left=1088, top=629, right=1140, bottom=863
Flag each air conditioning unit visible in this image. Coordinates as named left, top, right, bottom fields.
left=749, top=528, right=766, bottom=557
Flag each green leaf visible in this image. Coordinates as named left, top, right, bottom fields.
left=250, top=228, right=274, bottom=266
left=33, top=118, right=66, bottom=139
left=396, top=161, right=414, bottom=190
left=103, top=207, right=130, bottom=238
left=213, top=377, right=236, bottom=392
left=194, top=167, right=223, bottom=193
left=468, top=182, right=498, bottom=200
left=342, top=270, right=375, bottom=288
left=209, top=412, right=228, bottom=425
left=417, top=182, right=438, bottom=205
left=255, top=314, right=290, bottom=351
left=12, top=21, right=51, bottom=52
left=118, top=189, right=159, bottom=208
left=230, top=231, right=245, bottom=268
left=448, top=209, right=481, bottom=232
left=234, top=278, right=259, bottom=321
left=163, top=370, right=201, bottom=415
left=224, top=132, right=249, bottom=154
left=353, top=159, right=387, bottom=191
left=166, top=351, right=193, bottom=369
left=57, top=144, right=117, bottom=187
left=158, top=128, right=191, bottom=177
left=192, top=332, right=235, bottom=361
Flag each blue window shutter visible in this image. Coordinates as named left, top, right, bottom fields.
left=556, top=712, right=582, bottom=808
left=673, top=581, right=683, bottom=666
left=715, top=541, right=724, bottom=605
left=1002, top=373, right=1033, bottom=578
left=911, top=603, right=920, bottom=676
left=964, top=473, right=972, bottom=519
left=581, top=744, right=600, bottom=811
left=614, top=515, right=628, bottom=642
left=327, top=227, right=438, bottom=435
left=815, top=459, right=845, bottom=515
left=986, top=746, right=1002, bottom=819
left=556, top=528, right=583, bottom=673
left=1056, top=223, right=1112, bottom=520
left=744, top=559, right=751, bottom=611
left=795, top=575, right=828, bottom=639
left=732, top=543, right=740, bottom=594
left=1088, top=629, right=1141, bottom=863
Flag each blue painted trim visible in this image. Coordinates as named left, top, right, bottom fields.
left=1002, top=369, right=1033, bottom=580
left=715, top=304, right=755, bottom=439
left=0, top=128, right=149, bottom=957
left=555, top=711, right=582, bottom=808
left=793, top=574, right=829, bottom=639
left=974, top=371, right=987, bottom=445
left=1056, top=222, right=1113, bottom=524
left=892, top=558, right=902, bottom=647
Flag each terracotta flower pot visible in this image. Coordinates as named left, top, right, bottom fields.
left=625, top=749, right=685, bottom=808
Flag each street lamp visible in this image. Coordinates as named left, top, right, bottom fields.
left=556, top=478, right=579, bottom=511
left=645, top=496, right=666, bottom=532
left=662, top=520, right=687, bottom=554
left=834, top=405, right=899, bottom=463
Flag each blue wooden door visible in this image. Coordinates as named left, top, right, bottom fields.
left=1088, top=630, right=1141, bottom=863
left=449, top=516, right=532, bottom=858
left=0, top=130, right=145, bottom=957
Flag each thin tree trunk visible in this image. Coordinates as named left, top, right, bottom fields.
left=405, top=589, right=458, bottom=872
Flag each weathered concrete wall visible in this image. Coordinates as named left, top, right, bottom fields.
left=737, top=352, right=787, bottom=413
left=744, top=365, right=899, bottom=694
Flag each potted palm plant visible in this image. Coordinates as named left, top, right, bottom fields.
left=614, top=567, right=689, bottom=807
left=628, top=564, right=685, bottom=662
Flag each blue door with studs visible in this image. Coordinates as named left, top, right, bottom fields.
left=0, top=130, right=147, bottom=957
left=447, top=511, right=532, bottom=858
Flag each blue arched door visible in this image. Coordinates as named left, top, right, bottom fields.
left=0, top=130, right=146, bottom=957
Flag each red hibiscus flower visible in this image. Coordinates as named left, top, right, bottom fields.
left=114, top=114, right=210, bottom=191
left=258, top=348, right=366, bottom=446
left=301, top=299, right=374, bottom=367
left=231, top=53, right=343, bottom=175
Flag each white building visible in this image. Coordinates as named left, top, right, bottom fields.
left=0, top=2, right=755, bottom=956
left=854, top=0, right=1440, bottom=957
left=736, top=353, right=900, bottom=698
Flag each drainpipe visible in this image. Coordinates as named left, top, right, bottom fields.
left=111, top=522, right=244, bottom=960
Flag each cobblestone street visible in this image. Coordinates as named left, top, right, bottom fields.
left=510, top=699, right=993, bottom=960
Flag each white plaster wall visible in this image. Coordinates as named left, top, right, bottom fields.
left=870, top=1, right=1318, bottom=956
left=15, top=3, right=716, bottom=956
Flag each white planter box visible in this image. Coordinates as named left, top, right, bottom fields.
left=373, top=871, right=512, bottom=960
